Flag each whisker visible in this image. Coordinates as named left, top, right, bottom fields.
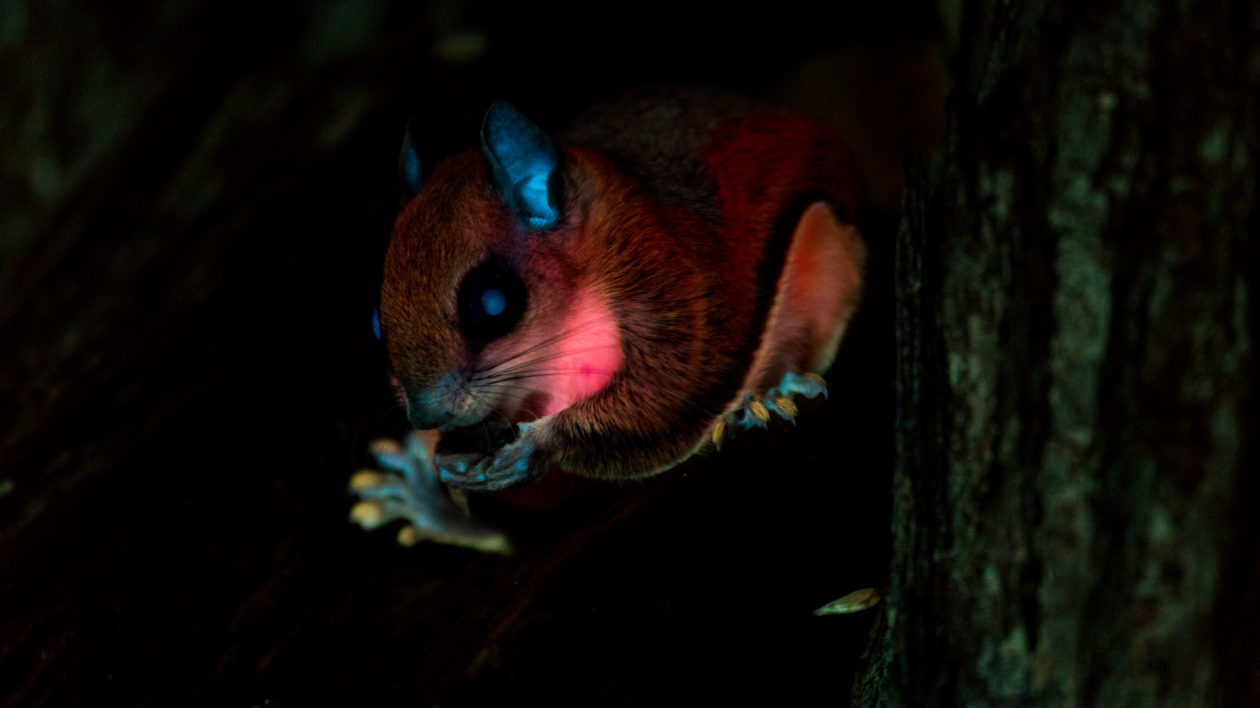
left=473, top=317, right=610, bottom=374
left=472, top=365, right=615, bottom=385
left=462, top=385, right=547, bottom=428
left=471, top=345, right=620, bottom=383
left=467, top=384, right=544, bottom=395
left=480, top=369, right=618, bottom=384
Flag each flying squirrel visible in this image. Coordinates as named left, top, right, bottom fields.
left=349, top=88, right=866, bottom=552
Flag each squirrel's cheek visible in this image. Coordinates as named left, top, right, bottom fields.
left=536, top=287, right=623, bottom=417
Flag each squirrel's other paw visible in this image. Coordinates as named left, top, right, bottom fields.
left=437, top=429, right=539, bottom=491
left=348, top=433, right=511, bottom=554
left=710, top=372, right=829, bottom=449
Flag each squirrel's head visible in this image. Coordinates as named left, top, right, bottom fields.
left=379, top=103, right=621, bottom=432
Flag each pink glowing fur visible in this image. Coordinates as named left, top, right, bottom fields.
left=478, top=286, right=622, bottom=422
left=535, top=287, right=622, bottom=417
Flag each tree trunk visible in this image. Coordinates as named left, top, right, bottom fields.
left=854, top=0, right=1258, bottom=704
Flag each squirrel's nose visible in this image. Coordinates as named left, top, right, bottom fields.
left=404, top=391, right=452, bottom=430
left=406, top=405, right=451, bottom=431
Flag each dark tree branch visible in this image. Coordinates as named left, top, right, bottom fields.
left=856, top=0, right=1258, bottom=704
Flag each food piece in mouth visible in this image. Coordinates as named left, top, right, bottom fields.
left=435, top=417, right=519, bottom=455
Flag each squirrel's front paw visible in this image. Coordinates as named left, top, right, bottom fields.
left=348, top=433, right=511, bottom=554
left=437, top=426, right=540, bottom=491
left=711, top=372, right=829, bottom=448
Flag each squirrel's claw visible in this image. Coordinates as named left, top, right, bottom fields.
left=777, top=371, right=828, bottom=400
left=711, top=371, right=829, bottom=447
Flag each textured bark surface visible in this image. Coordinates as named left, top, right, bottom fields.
left=855, top=0, right=1258, bottom=704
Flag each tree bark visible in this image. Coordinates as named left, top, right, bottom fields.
left=855, top=0, right=1258, bottom=704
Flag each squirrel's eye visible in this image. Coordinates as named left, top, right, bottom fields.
left=480, top=289, right=506, bottom=316
left=457, top=258, right=526, bottom=342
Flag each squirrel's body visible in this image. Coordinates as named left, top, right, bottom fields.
left=359, top=89, right=864, bottom=543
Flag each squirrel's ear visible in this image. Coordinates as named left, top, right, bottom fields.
left=398, top=122, right=422, bottom=195
left=481, top=102, right=560, bottom=230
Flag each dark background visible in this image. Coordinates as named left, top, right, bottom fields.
left=0, top=1, right=949, bottom=705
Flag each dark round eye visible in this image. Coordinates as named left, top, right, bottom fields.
left=457, top=258, right=526, bottom=343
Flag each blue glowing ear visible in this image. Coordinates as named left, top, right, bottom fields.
left=481, top=102, right=560, bottom=229
left=398, top=122, right=423, bottom=195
